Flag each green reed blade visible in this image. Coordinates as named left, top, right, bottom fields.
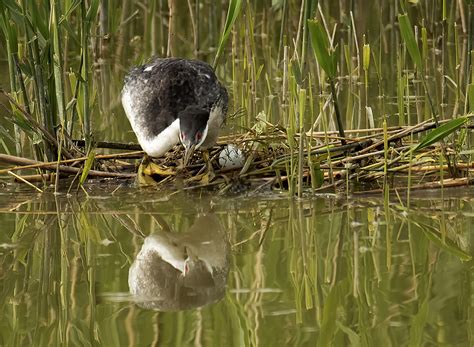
left=409, top=298, right=429, bottom=347
left=291, top=63, right=303, bottom=86
left=414, top=221, right=472, bottom=261
left=85, top=0, right=100, bottom=31
left=336, top=322, right=361, bottom=347
left=468, top=84, right=474, bottom=113
left=213, top=0, right=243, bottom=68
left=29, top=1, right=49, bottom=41
left=7, top=111, right=34, bottom=134
left=308, top=19, right=345, bottom=143
left=317, top=281, right=348, bottom=346
left=0, top=0, right=23, bottom=20
left=51, top=0, right=66, bottom=126
left=64, top=0, right=82, bottom=18
left=398, top=14, right=422, bottom=69
left=80, top=0, right=90, bottom=148
left=307, top=19, right=336, bottom=79
left=299, top=0, right=318, bottom=68
left=413, top=117, right=468, bottom=152
left=60, top=17, right=80, bottom=46
left=312, top=162, right=324, bottom=188
left=79, top=150, right=95, bottom=186
left=0, top=8, right=18, bottom=89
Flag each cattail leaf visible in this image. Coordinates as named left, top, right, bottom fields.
left=398, top=14, right=422, bottom=69
left=413, top=117, right=468, bottom=152
left=308, top=19, right=336, bottom=79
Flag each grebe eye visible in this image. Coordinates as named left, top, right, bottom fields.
left=195, top=132, right=202, bottom=142
left=180, top=132, right=186, bottom=140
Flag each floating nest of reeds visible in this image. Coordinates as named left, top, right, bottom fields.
left=0, top=117, right=473, bottom=195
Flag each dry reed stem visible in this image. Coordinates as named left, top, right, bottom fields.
left=0, top=154, right=135, bottom=179
left=355, top=177, right=474, bottom=195
left=7, top=171, right=44, bottom=192
left=0, top=151, right=143, bottom=175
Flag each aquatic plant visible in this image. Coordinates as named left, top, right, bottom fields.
left=0, top=1, right=472, bottom=194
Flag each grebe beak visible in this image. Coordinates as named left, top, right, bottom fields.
left=183, top=144, right=196, bottom=166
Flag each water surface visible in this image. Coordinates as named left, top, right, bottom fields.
left=0, top=184, right=472, bottom=346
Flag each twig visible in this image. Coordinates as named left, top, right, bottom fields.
left=391, top=162, right=474, bottom=172
left=0, top=154, right=135, bottom=179
left=73, top=139, right=143, bottom=151
left=325, top=146, right=412, bottom=168
left=0, top=151, right=142, bottom=175
left=305, top=117, right=474, bottom=136
left=269, top=139, right=373, bottom=169
left=356, top=120, right=431, bottom=155
left=354, top=177, right=474, bottom=195
left=7, top=171, right=43, bottom=192
left=10, top=173, right=65, bottom=182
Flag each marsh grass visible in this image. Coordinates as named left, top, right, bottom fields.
left=0, top=1, right=472, bottom=194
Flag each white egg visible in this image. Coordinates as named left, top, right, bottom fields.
left=218, top=145, right=245, bottom=170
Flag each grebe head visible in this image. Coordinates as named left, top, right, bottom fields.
left=178, top=106, right=210, bottom=165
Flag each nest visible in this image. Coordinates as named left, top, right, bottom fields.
left=0, top=117, right=473, bottom=195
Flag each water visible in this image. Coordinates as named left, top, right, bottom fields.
left=0, top=183, right=472, bottom=346
left=1, top=2, right=473, bottom=345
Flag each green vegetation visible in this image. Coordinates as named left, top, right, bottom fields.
left=0, top=1, right=472, bottom=194
left=0, top=3, right=473, bottom=345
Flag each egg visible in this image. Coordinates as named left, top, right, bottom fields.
left=218, top=145, right=245, bottom=170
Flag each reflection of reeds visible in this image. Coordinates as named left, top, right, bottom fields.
left=0, top=188, right=472, bottom=344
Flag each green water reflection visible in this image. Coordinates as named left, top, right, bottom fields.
left=0, top=185, right=472, bottom=346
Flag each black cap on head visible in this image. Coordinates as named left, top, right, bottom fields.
left=178, top=106, right=209, bottom=148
